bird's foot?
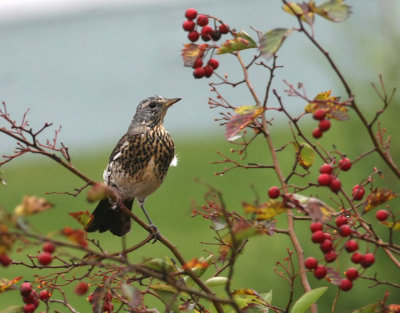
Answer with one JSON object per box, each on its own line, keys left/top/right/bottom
{"left": 149, "top": 224, "right": 161, "bottom": 243}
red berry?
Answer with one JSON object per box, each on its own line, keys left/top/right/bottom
{"left": 201, "top": 34, "right": 211, "bottom": 42}
{"left": 20, "top": 282, "right": 33, "bottom": 297}
{"left": 361, "top": 253, "right": 375, "bottom": 268}
{"left": 320, "top": 239, "right": 334, "bottom": 253}
{"left": 330, "top": 178, "right": 342, "bottom": 193}
{"left": 203, "top": 66, "right": 214, "bottom": 78}
{"left": 0, "top": 254, "right": 11, "bottom": 267}
{"left": 268, "top": 186, "right": 280, "bottom": 199}
{"left": 319, "top": 163, "right": 333, "bottom": 174}
{"left": 339, "top": 279, "right": 353, "bottom": 291}
{"left": 87, "top": 293, "right": 94, "bottom": 304}
{"left": 193, "top": 67, "right": 206, "bottom": 79}
{"left": 196, "top": 15, "right": 209, "bottom": 26}
{"left": 324, "top": 232, "right": 332, "bottom": 240}
{"left": 339, "top": 224, "right": 352, "bottom": 237}
{"left": 192, "top": 58, "right": 203, "bottom": 69}
{"left": 351, "top": 252, "right": 363, "bottom": 264}
{"left": 305, "top": 257, "right": 318, "bottom": 269}
{"left": 345, "top": 267, "right": 359, "bottom": 281}
{"left": 103, "top": 301, "right": 114, "bottom": 312}
{"left": 23, "top": 290, "right": 37, "bottom": 304}
{"left": 311, "top": 230, "right": 325, "bottom": 243}
{"left": 211, "top": 30, "right": 221, "bottom": 41}
{"left": 23, "top": 303, "right": 36, "bottom": 313}
{"left": 335, "top": 215, "right": 348, "bottom": 227}
{"left": 43, "top": 242, "right": 55, "bottom": 254}
{"left": 314, "top": 265, "right": 327, "bottom": 279}
{"left": 313, "top": 109, "right": 326, "bottom": 120}
{"left": 219, "top": 23, "right": 229, "bottom": 34}
{"left": 207, "top": 58, "right": 219, "bottom": 70}
{"left": 188, "top": 31, "right": 200, "bottom": 42}
{"left": 376, "top": 209, "right": 389, "bottom": 221}
{"left": 318, "top": 173, "right": 332, "bottom": 186}
{"left": 185, "top": 8, "right": 197, "bottom": 20}
{"left": 345, "top": 239, "right": 359, "bottom": 252}
{"left": 38, "top": 252, "right": 53, "bottom": 266}
{"left": 312, "top": 128, "right": 323, "bottom": 139}
{"left": 352, "top": 185, "right": 365, "bottom": 201}
{"left": 339, "top": 157, "right": 352, "bottom": 171}
{"left": 39, "top": 290, "right": 51, "bottom": 302}
{"left": 318, "top": 119, "right": 331, "bottom": 132}
{"left": 324, "top": 250, "right": 337, "bottom": 263}
{"left": 182, "top": 20, "right": 195, "bottom": 32}
{"left": 75, "top": 282, "right": 89, "bottom": 296}
{"left": 201, "top": 25, "right": 213, "bottom": 37}
{"left": 310, "top": 221, "right": 323, "bottom": 233}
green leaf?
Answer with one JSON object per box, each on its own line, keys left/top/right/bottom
{"left": 217, "top": 31, "right": 257, "bottom": 54}
{"left": 314, "top": 0, "right": 351, "bottom": 22}
{"left": 204, "top": 277, "right": 228, "bottom": 287}
{"left": 121, "top": 283, "right": 141, "bottom": 308}
{"left": 290, "top": 287, "right": 328, "bottom": 313}
{"left": 0, "top": 306, "right": 24, "bottom": 313}
{"left": 149, "top": 283, "right": 181, "bottom": 313}
{"left": 351, "top": 303, "right": 379, "bottom": 313}
{"left": 260, "top": 290, "right": 272, "bottom": 304}
{"left": 259, "top": 28, "right": 292, "bottom": 59}
{"left": 293, "top": 142, "right": 315, "bottom": 169}
{"left": 143, "top": 257, "right": 176, "bottom": 273}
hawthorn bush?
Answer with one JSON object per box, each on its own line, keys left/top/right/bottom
{"left": 1, "top": 1, "right": 399, "bottom": 313}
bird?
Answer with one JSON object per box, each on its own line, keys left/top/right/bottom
{"left": 86, "top": 96, "right": 181, "bottom": 236}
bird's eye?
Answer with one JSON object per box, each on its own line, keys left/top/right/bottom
{"left": 149, "top": 102, "right": 156, "bottom": 109}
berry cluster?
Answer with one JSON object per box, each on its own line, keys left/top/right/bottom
{"left": 37, "top": 241, "right": 56, "bottom": 266}
{"left": 312, "top": 109, "right": 331, "bottom": 139}
{"left": 306, "top": 217, "right": 376, "bottom": 291}
{"left": 182, "top": 8, "right": 229, "bottom": 79}
{"left": 88, "top": 290, "right": 114, "bottom": 313}
{"left": 316, "top": 157, "right": 352, "bottom": 193}
{"left": 19, "top": 282, "right": 51, "bottom": 313}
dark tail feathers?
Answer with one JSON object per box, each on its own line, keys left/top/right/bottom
{"left": 86, "top": 198, "right": 134, "bottom": 236}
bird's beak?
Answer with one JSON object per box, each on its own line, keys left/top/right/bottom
{"left": 164, "top": 98, "right": 182, "bottom": 108}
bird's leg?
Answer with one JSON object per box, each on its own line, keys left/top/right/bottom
{"left": 139, "top": 202, "right": 160, "bottom": 243}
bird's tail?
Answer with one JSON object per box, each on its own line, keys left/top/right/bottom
{"left": 86, "top": 198, "right": 134, "bottom": 236}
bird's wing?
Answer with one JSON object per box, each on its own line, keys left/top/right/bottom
{"left": 103, "top": 133, "right": 154, "bottom": 184}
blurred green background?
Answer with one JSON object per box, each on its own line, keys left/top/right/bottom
{"left": 1, "top": 0, "right": 400, "bottom": 312}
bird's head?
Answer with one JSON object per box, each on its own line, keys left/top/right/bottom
{"left": 130, "top": 96, "right": 181, "bottom": 131}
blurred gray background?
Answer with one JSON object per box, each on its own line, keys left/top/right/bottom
{"left": 0, "top": 0, "right": 399, "bottom": 151}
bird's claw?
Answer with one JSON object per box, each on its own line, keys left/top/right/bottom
{"left": 149, "top": 224, "right": 160, "bottom": 243}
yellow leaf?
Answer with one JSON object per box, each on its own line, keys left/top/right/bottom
{"left": 305, "top": 90, "right": 349, "bottom": 121}
{"left": 14, "top": 196, "right": 53, "bottom": 217}
{"left": 86, "top": 183, "right": 111, "bottom": 203}
{"left": 292, "top": 194, "right": 335, "bottom": 223}
{"left": 380, "top": 222, "right": 400, "bottom": 231}
{"left": 0, "top": 277, "right": 22, "bottom": 294}
{"left": 293, "top": 142, "right": 315, "bottom": 169}
{"left": 69, "top": 210, "right": 92, "bottom": 228}
{"left": 363, "top": 188, "right": 397, "bottom": 212}
{"left": 283, "top": 2, "right": 315, "bottom": 26}
{"left": 181, "top": 43, "right": 208, "bottom": 67}
{"left": 243, "top": 200, "right": 287, "bottom": 220}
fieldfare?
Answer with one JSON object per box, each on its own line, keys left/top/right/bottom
{"left": 86, "top": 96, "right": 181, "bottom": 236}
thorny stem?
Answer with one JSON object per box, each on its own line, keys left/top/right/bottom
{"left": 236, "top": 52, "right": 315, "bottom": 312}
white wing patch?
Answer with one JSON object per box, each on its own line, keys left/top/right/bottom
{"left": 170, "top": 154, "right": 178, "bottom": 167}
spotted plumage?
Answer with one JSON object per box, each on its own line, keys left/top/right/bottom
{"left": 86, "top": 96, "right": 181, "bottom": 236}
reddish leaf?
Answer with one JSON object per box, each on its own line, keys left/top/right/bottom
{"left": 61, "top": 227, "right": 88, "bottom": 247}
{"left": 69, "top": 210, "right": 92, "bottom": 228}
{"left": 225, "top": 106, "right": 264, "bottom": 141}
{"left": 181, "top": 43, "right": 208, "bottom": 67}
